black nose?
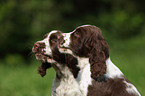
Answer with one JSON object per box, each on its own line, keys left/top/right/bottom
{"left": 32, "top": 42, "right": 45, "bottom": 53}
{"left": 34, "top": 43, "right": 39, "bottom": 49}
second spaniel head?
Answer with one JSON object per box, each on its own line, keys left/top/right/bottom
{"left": 32, "top": 30, "right": 80, "bottom": 78}
{"left": 60, "top": 25, "right": 109, "bottom": 80}
{"left": 32, "top": 30, "right": 62, "bottom": 77}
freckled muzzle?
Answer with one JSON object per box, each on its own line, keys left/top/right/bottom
{"left": 59, "top": 33, "right": 71, "bottom": 49}
{"left": 32, "top": 42, "right": 45, "bottom": 53}
{"left": 32, "top": 42, "right": 52, "bottom": 63}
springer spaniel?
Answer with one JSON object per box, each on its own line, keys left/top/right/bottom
{"left": 32, "top": 25, "right": 141, "bottom": 96}
{"left": 58, "top": 25, "right": 141, "bottom": 96}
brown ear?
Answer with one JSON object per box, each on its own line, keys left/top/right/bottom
{"left": 89, "top": 39, "right": 109, "bottom": 81}
{"left": 38, "top": 62, "right": 51, "bottom": 77}
{"left": 89, "top": 51, "right": 106, "bottom": 81}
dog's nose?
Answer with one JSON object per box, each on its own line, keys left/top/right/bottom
{"left": 32, "top": 42, "right": 45, "bottom": 53}
{"left": 34, "top": 43, "right": 39, "bottom": 49}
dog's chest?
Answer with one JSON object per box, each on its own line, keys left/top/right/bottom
{"left": 51, "top": 59, "right": 92, "bottom": 96}
{"left": 51, "top": 75, "right": 82, "bottom": 96}
{"left": 51, "top": 65, "right": 82, "bottom": 96}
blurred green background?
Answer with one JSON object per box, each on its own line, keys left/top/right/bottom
{"left": 0, "top": 0, "right": 145, "bottom": 96}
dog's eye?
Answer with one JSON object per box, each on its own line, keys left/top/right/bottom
{"left": 51, "top": 39, "right": 57, "bottom": 43}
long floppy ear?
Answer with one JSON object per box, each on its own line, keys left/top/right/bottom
{"left": 38, "top": 62, "right": 51, "bottom": 77}
{"left": 88, "top": 33, "right": 109, "bottom": 81}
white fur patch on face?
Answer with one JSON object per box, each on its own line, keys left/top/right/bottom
{"left": 105, "top": 57, "right": 124, "bottom": 78}
{"left": 124, "top": 81, "right": 141, "bottom": 96}
{"left": 35, "top": 30, "right": 58, "bottom": 63}
{"left": 59, "top": 48, "right": 73, "bottom": 55}
{"left": 43, "top": 30, "right": 58, "bottom": 56}
{"left": 60, "top": 33, "right": 71, "bottom": 48}
{"left": 40, "top": 37, "right": 51, "bottom": 55}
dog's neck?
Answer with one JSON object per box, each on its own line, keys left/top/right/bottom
{"left": 105, "top": 57, "right": 124, "bottom": 78}
{"left": 75, "top": 57, "right": 92, "bottom": 95}
{"left": 51, "top": 62, "right": 83, "bottom": 96}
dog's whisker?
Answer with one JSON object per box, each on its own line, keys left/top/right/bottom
{"left": 28, "top": 51, "right": 34, "bottom": 57}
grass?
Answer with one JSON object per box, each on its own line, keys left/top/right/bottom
{"left": 0, "top": 62, "right": 55, "bottom": 96}
{"left": 0, "top": 48, "right": 145, "bottom": 96}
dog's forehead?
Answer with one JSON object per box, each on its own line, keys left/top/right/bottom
{"left": 43, "top": 30, "right": 59, "bottom": 39}
{"left": 39, "top": 30, "right": 59, "bottom": 45}
{"left": 43, "top": 30, "right": 60, "bottom": 39}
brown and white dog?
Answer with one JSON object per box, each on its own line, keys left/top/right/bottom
{"left": 32, "top": 25, "right": 141, "bottom": 96}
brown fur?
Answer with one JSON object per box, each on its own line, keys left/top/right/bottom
{"left": 38, "top": 62, "right": 51, "bottom": 77}
{"left": 88, "top": 78, "right": 136, "bottom": 96}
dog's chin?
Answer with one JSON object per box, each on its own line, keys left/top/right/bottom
{"left": 35, "top": 53, "right": 54, "bottom": 77}
{"left": 35, "top": 53, "right": 53, "bottom": 63}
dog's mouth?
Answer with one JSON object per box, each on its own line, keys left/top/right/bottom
{"left": 32, "top": 47, "right": 54, "bottom": 77}
{"left": 34, "top": 52, "right": 53, "bottom": 63}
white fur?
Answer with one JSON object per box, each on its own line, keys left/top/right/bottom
{"left": 59, "top": 48, "right": 73, "bottom": 55}
{"left": 124, "top": 81, "right": 141, "bottom": 96}
{"left": 46, "top": 57, "right": 56, "bottom": 63}
{"left": 61, "top": 33, "right": 71, "bottom": 48}
{"left": 76, "top": 57, "right": 92, "bottom": 96}
{"left": 105, "top": 57, "right": 124, "bottom": 78}
{"left": 51, "top": 65, "right": 82, "bottom": 96}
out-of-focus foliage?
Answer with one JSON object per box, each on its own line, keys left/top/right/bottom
{"left": 0, "top": 0, "right": 145, "bottom": 61}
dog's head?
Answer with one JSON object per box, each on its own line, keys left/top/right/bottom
{"left": 59, "top": 25, "right": 109, "bottom": 80}
{"left": 32, "top": 30, "right": 62, "bottom": 77}
{"left": 32, "top": 30, "right": 63, "bottom": 62}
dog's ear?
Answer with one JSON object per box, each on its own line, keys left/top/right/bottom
{"left": 38, "top": 62, "right": 51, "bottom": 77}
{"left": 89, "top": 50, "right": 106, "bottom": 81}
{"left": 88, "top": 31, "right": 109, "bottom": 81}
